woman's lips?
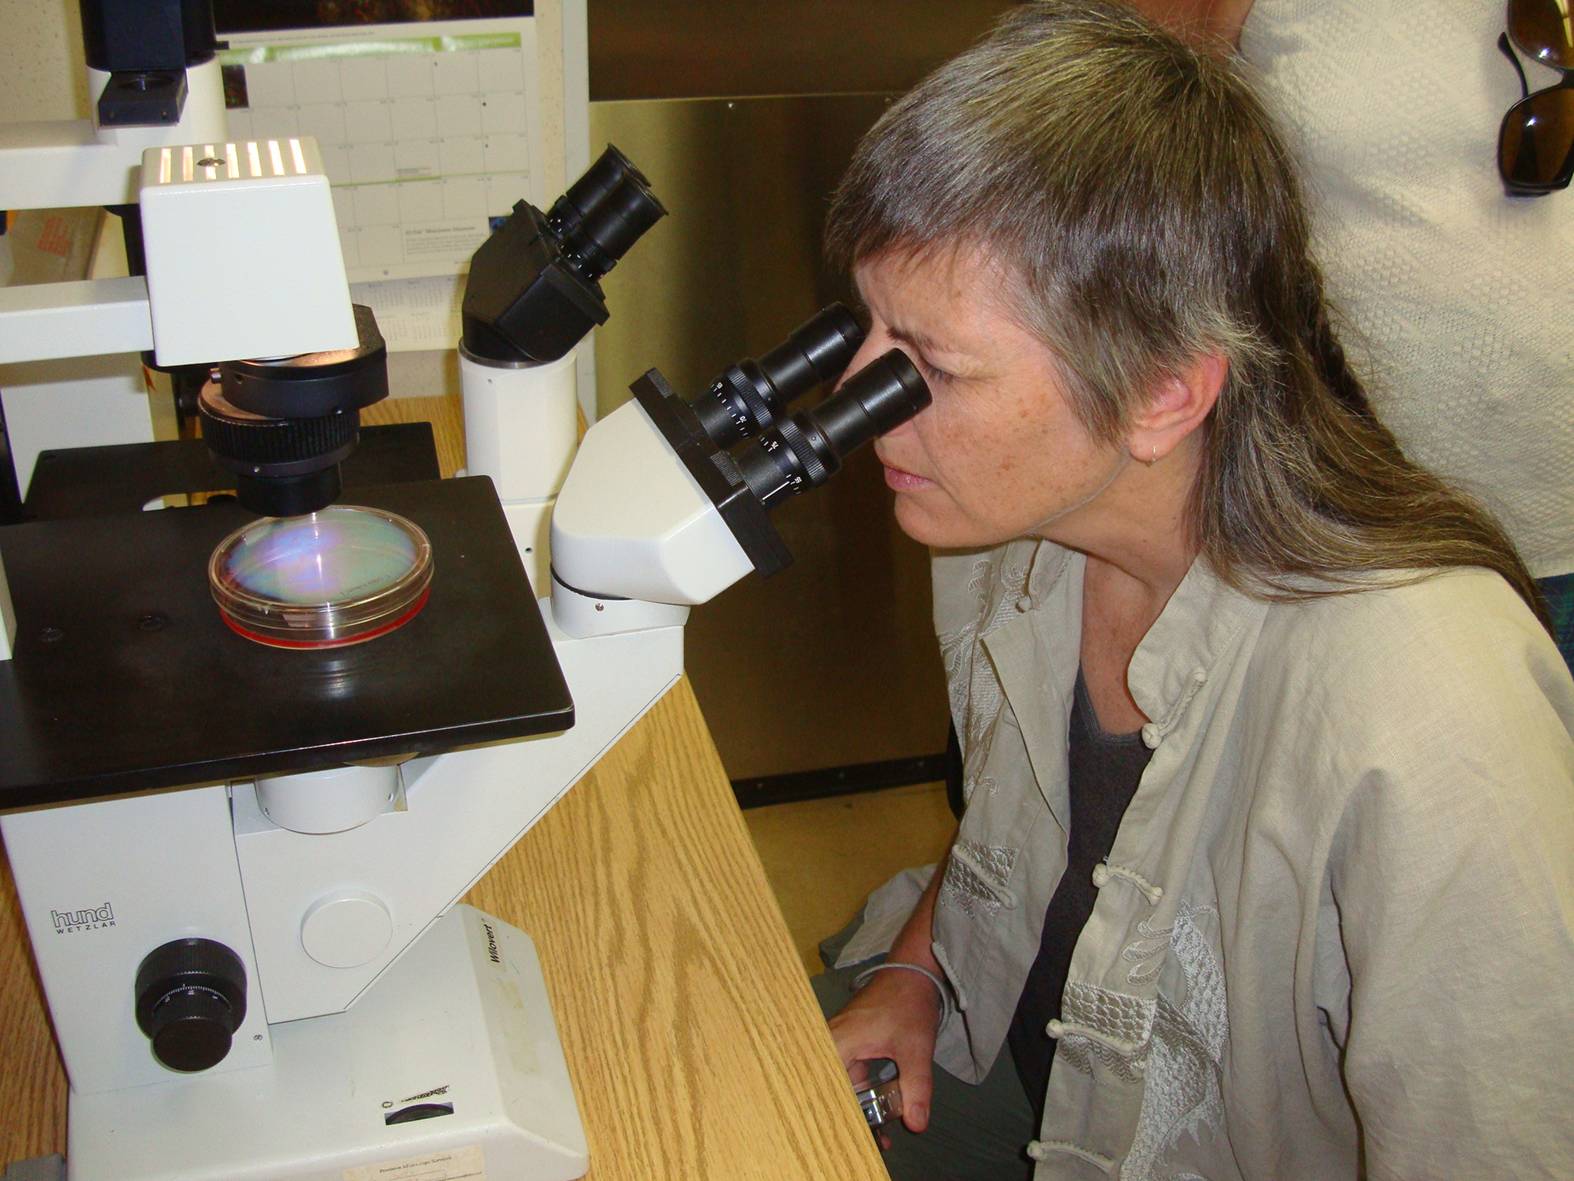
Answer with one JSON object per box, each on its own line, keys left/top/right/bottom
{"left": 882, "top": 463, "right": 932, "bottom": 491}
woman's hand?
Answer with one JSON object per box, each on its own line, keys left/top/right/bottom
{"left": 829, "top": 964, "right": 943, "bottom": 1136}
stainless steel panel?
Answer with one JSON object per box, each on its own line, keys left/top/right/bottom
{"left": 590, "top": 94, "right": 949, "bottom": 781}
{"left": 589, "top": 0, "right": 1018, "bottom": 99}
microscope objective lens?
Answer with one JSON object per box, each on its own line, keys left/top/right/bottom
{"left": 208, "top": 506, "right": 433, "bottom": 649}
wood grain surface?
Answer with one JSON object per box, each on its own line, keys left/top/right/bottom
{"left": 0, "top": 680, "right": 888, "bottom": 1178}
{"left": 468, "top": 680, "right": 888, "bottom": 1179}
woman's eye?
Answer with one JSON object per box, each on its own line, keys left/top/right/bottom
{"left": 918, "top": 356, "right": 953, "bottom": 385}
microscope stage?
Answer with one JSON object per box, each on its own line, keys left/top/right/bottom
{"left": 0, "top": 477, "right": 573, "bottom": 808}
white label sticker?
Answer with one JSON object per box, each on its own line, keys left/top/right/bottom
{"left": 343, "top": 1144, "right": 486, "bottom": 1181}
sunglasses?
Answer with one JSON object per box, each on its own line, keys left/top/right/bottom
{"left": 1497, "top": 0, "right": 1574, "bottom": 194}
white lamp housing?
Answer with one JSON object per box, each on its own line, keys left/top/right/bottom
{"left": 138, "top": 137, "right": 357, "bottom": 366}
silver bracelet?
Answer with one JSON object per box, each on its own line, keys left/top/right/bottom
{"left": 851, "top": 961, "right": 954, "bottom": 1033}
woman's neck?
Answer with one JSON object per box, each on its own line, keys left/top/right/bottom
{"left": 1050, "top": 434, "right": 1203, "bottom": 607}
{"left": 1062, "top": 437, "right": 1204, "bottom": 731}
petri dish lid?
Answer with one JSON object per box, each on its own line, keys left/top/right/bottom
{"left": 208, "top": 505, "right": 433, "bottom": 649}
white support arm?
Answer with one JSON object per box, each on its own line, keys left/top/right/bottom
{"left": 0, "top": 60, "right": 227, "bottom": 212}
{"left": 0, "top": 276, "right": 153, "bottom": 363}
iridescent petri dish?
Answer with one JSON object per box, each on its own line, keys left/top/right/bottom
{"left": 208, "top": 505, "right": 433, "bottom": 649}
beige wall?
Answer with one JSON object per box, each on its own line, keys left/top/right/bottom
{"left": 0, "top": 0, "right": 88, "bottom": 122}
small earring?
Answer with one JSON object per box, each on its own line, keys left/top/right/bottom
{"left": 1141, "top": 444, "right": 1158, "bottom": 467}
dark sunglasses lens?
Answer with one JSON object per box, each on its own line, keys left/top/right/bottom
{"left": 1508, "top": 0, "right": 1574, "bottom": 68}
{"left": 1500, "top": 87, "right": 1574, "bottom": 188}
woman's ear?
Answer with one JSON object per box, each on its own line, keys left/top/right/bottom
{"left": 1126, "top": 352, "right": 1226, "bottom": 464}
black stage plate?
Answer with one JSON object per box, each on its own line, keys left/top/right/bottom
{"left": 22, "top": 423, "right": 441, "bottom": 521}
{"left": 0, "top": 477, "right": 572, "bottom": 809}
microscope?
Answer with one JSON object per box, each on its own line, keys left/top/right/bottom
{"left": 0, "top": 25, "right": 928, "bottom": 1175}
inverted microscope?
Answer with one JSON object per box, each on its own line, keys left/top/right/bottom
{"left": 0, "top": 9, "right": 928, "bottom": 1177}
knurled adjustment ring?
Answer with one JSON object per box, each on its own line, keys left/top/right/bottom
{"left": 722, "top": 368, "right": 774, "bottom": 435}
{"left": 198, "top": 385, "right": 358, "bottom": 467}
{"left": 772, "top": 416, "right": 826, "bottom": 487}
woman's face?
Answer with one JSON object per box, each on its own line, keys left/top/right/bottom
{"left": 847, "top": 248, "right": 1130, "bottom": 551}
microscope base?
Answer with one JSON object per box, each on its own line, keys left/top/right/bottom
{"left": 65, "top": 905, "right": 588, "bottom": 1181}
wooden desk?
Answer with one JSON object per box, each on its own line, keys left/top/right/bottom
{"left": 0, "top": 679, "right": 889, "bottom": 1179}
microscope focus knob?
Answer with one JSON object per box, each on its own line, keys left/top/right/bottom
{"left": 134, "top": 938, "right": 248, "bottom": 1073}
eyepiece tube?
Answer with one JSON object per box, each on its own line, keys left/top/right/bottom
{"left": 549, "top": 144, "right": 665, "bottom": 281}
{"left": 755, "top": 303, "right": 863, "bottom": 404}
{"left": 688, "top": 303, "right": 866, "bottom": 449}
{"left": 547, "top": 144, "right": 651, "bottom": 236}
{"left": 811, "top": 347, "right": 930, "bottom": 445}
{"left": 574, "top": 177, "right": 666, "bottom": 272}
{"left": 734, "top": 348, "right": 930, "bottom": 509}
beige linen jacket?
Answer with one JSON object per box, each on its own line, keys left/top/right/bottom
{"left": 851, "top": 540, "right": 1574, "bottom": 1179}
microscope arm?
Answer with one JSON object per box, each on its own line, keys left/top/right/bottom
{"left": 0, "top": 276, "right": 153, "bottom": 364}
{"left": 0, "top": 60, "right": 227, "bottom": 212}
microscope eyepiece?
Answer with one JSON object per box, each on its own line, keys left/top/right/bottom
{"left": 620, "top": 337, "right": 928, "bottom": 589}
{"left": 688, "top": 303, "right": 865, "bottom": 449}
{"left": 462, "top": 145, "right": 665, "bottom": 364}
{"left": 548, "top": 145, "right": 666, "bottom": 283}
{"left": 547, "top": 145, "right": 653, "bottom": 237}
{"left": 734, "top": 348, "right": 930, "bottom": 509}
{"left": 756, "top": 303, "right": 863, "bottom": 401}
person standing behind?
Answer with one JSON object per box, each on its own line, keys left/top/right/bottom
{"left": 1131, "top": 0, "right": 1574, "bottom": 667}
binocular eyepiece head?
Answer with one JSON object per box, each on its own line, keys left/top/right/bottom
{"left": 672, "top": 303, "right": 931, "bottom": 511}
{"left": 547, "top": 145, "right": 666, "bottom": 284}
{"left": 687, "top": 303, "right": 864, "bottom": 449}
{"left": 624, "top": 305, "right": 932, "bottom": 588}
{"left": 733, "top": 348, "right": 930, "bottom": 509}
{"left": 461, "top": 144, "right": 666, "bottom": 365}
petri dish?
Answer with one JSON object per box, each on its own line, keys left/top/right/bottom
{"left": 208, "top": 505, "right": 433, "bottom": 649}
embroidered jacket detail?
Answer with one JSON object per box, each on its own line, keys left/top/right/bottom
{"left": 940, "top": 838, "right": 1018, "bottom": 919}
{"left": 1063, "top": 981, "right": 1156, "bottom": 1050}
{"left": 1054, "top": 981, "right": 1158, "bottom": 1084}
{"left": 1121, "top": 916, "right": 1174, "bottom": 986}
{"left": 1031, "top": 1139, "right": 1117, "bottom": 1172}
{"left": 954, "top": 838, "right": 1018, "bottom": 885}
{"left": 966, "top": 774, "right": 999, "bottom": 799}
{"left": 1122, "top": 906, "right": 1229, "bottom": 1181}
{"left": 1058, "top": 1028, "right": 1148, "bottom": 1084}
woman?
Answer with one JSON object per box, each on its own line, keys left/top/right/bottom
{"left": 816, "top": 4, "right": 1574, "bottom": 1179}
